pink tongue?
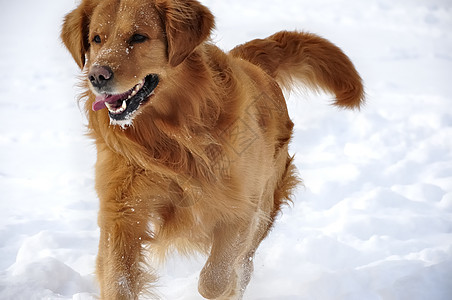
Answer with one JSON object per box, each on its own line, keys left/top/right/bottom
{"left": 92, "top": 95, "right": 108, "bottom": 111}
{"left": 92, "top": 94, "right": 126, "bottom": 111}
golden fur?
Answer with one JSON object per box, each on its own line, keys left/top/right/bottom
{"left": 61, "top": 0, "right": 364, "bottom": 299}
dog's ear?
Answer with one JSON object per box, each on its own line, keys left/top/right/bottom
{"left": 61, "top": 0, "right": 97, "bottom": 69}
{"left": 156, "top": 0, "right": 215, "bottom": 67}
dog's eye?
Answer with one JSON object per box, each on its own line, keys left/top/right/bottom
{"left": 93, "top": 35, "right": 102, "bottom": 44}
{"left": 130, "top": 34, "right": 148, "bottom": 45}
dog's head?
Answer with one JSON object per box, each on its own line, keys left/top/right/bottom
{"left": 61, "top": 0, "right": 214, "bottom": 126}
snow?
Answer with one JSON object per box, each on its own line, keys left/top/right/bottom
{"left": 1, "top": 0, "right": 451, "bottom": 299}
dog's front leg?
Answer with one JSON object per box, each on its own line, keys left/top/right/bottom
{"left": 96, "top": 202, "right": 154, "bottom": 300}
{"left": 198, "top": 221, "right": 253, "bottom": 299}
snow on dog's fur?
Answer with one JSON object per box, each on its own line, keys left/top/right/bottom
{"left": 61, "top": 0, "right": 364, "bottom": 298}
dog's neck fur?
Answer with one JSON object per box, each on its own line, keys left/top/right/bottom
{"left": 84, "top": 45, "right": 237, "bottom": 180}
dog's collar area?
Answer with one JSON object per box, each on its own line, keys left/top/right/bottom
{"left": 92, "top": 74, "right": 159, "bottom": 121}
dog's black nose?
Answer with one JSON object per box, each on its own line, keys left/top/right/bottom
{"left": 88, "top": 66, "right": 113, "bottom": 89}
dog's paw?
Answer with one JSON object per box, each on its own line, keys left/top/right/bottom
{"left": 198, "top": 262, "right": 234, "bottom": 299}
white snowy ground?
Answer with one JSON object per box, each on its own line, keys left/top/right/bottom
{"left": 1, "top": 0, "right": 451, "bottom": 299}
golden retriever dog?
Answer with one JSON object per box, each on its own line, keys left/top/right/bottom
{"left": 61, "top": 0, "right": 364, "bottom": 298}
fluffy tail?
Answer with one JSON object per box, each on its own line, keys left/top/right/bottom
{"left": 230, "top": 31, "right": 365, "bottom": 109}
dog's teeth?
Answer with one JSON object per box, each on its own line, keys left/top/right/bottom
{"left": 103, "top": 77, "right": 149, "bottom": 115}
{"left": 105, "top": 100, "right": 127, "bottom": 114}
